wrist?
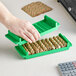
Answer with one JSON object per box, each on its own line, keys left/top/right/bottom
{"left": 3, "top": 14, "right": 16, "bottom": 28}
{"left": 4, "top": 14, "right": 16, "bottom": 25}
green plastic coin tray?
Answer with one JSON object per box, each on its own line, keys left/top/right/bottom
{"left": 5, "top": 15, "right": 72, "bottom": 59}
{"left": 5, "top": 15, "right": 60, "bottom": 45}
{"left": 15, "top": 33, "right": 72, "bottom": 59}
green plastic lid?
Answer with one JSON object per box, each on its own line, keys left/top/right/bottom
{"left": 5, "top": 15, "right": 60, "bottom": 45}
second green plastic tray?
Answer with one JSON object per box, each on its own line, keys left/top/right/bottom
{"left": 5, "top": 15, "right": 60, "bottom": 45}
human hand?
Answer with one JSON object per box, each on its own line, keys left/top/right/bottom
{"left": 6, "top": 16, "right": 40, "bottom": 43}
{"left": 0, "top": 1, "right": 40, "bottom": 43}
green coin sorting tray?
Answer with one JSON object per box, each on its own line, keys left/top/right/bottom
{"left": 5, "top": 15, "right": 72, "bottom": 59}
{"left": 15, "top": 33, "right": 72, "bottom": 59}
{"left": 5, "top": 15, "right": 60, "bottom": 45}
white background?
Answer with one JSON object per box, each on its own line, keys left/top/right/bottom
{"left": 0, "top": 0, "right": 76, "bottom": 76}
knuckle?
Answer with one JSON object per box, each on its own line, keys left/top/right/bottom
{"left": 19, "top": 30, "right": 22, "bottom": 34}
{"left": 33, "top": 32, "right": 37, "bottom": 36}
{"left": 28, "top": 33, "right": 33, "bottom": 37}
{"left": 31, "top": 29, "right": 35, "bottom": 33}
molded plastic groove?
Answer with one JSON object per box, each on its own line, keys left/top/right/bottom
{"left": 34, "top": 24, "right": 45, "bottom": 32}
{"left": 41, "top": 21, "right": 52, "bottom": 29}
{"left": 37, "top": 22, "right": 49, "bottom": 30}
{"left": 36, "top": 23, "right": 48, "bottom": 31}
{"left": 33, "top": 24, "right": 42, "bottom": 33}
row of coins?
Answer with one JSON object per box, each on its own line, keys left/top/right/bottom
{"left": 23, "top": 36, "right": 67, "bottom": 55}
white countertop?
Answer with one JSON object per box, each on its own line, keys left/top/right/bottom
{"left": 0, "top": 0, "right": 76, "bottom": 76}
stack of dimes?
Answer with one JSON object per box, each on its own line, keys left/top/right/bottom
{"left": 23, "top": 35, "right": 67, "bottom": 55}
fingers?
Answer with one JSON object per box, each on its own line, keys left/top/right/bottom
{"left": 24, "top": 30, "right": 36, "bottom": 42}
{"left": 19, "top": 29, "right": 36, "bottom": 43}
{"left": 28, "top": 26, "right": 40, "bottom": 41}
{"left": 32, "top": 26, "right": 40, "bottom": 38}
{"left": 20, "top": 32, "right": 32, "bottom": 43}
{"left": 28, "top": 29, "right": 38, "bottom": 41}
{"left": 18, "top": 21, "right": 40, "bottom": 43}
{"left": 24, "top": 21, "right": 40, "bottom": 39}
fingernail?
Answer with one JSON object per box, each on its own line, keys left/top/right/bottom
{"left": 36, "top": 37, "right": 38, "bottom": 40}
{"left": 29, "top": 41, "right": 32, "bottom": 43}
{"left": 33, "top": 40, "right": 36, "bottom": 43}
